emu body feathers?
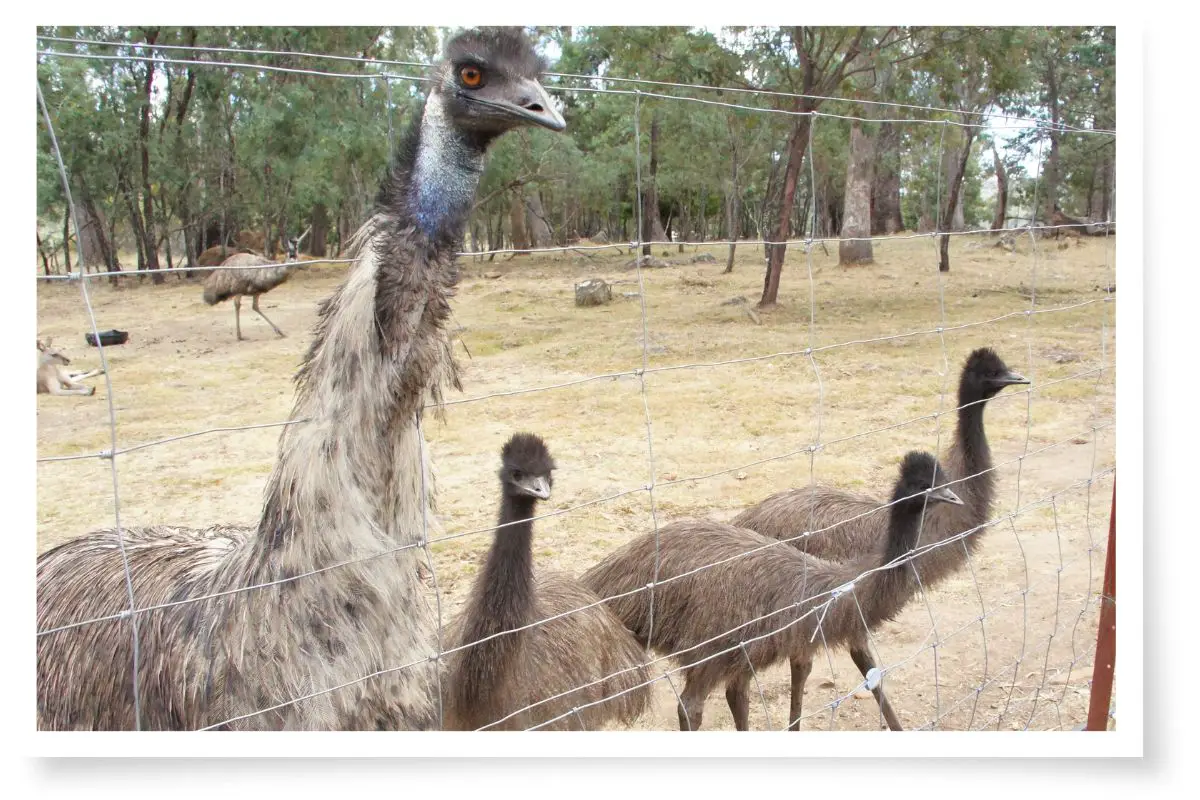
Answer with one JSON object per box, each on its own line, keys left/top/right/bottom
{"left": 37, "top": 27, "right": 562, "bottom": 731}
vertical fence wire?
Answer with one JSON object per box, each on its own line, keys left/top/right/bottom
{"left": 36, "top": 80, "right": 143, "bottom": 730}
{"left": 631, "top": 91, "right": 665, "bottom": 662}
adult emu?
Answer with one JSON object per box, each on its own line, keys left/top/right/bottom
{"left": 443, "top": 433, "right": 650, "bottom": 730}
{"left": 36, "top": 28, "right": 565, "bottom": 731}
{"left": 728, "top": 347, "right": 1028, "bottom": 730}
{"left": 202, "top": 228, "right": 311, "bottom": 340}
{"left": 581, "top": 452, "right": 963, "bottom": 731}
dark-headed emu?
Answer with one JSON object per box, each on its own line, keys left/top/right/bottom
{"left": 36, "top": 27, "right": 565, "bottom": 731}
{"left": 444, "top": 433, "right": 650, "bottom": 730}
{"left": 581, "top": 452, "right": 963, "bottom": 731}
{"left": 727, "top": 347, "right": 1028, "bottom": 730}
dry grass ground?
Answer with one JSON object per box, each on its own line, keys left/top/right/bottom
{"left": 36, "top": 231, "right": 1116, "bottom": 731}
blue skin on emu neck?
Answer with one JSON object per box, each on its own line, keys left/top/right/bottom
{"left": 410, "top": 100, "right": 486, "bottom": 239}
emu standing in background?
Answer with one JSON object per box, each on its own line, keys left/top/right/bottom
{"left": 202, "top": 227, "right": 310, "bottom": 340}
{"left": 37, "top": 28, "right": 565, "bottom": 731}
{"left": 728, "top": 347, "right": 1028, "bottom": 730}
{"left": 444, "top": 433, "right": 650, "bottom": 731}
{"left": 582, "top": 452, "right": 963, "bottom": 731}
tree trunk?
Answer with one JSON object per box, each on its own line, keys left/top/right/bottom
{"left": 839, "top": 121, "right": 877, "bottom": 266}
{"left": 38, "top": 233, "right": 51, "bottom": 276}
{"left": 509, "top": 191, "right": 530, "bottom": 252}
{"left": 761, "top": 113, "right": 814, "bottom": 307}
{"left": 641, "top": 111, "right": 664, "bottom": 256}
{"left": 938, "top": 130, "right": 977, "bottom": 272}
{"left": 525, "top": 192, "right": 553, "bottom": 249}
{"left": 940, "top": 143, "right": 966, "bottom": 232}
{"left": 1042, "top": 56, "right": 1061, "bottom": 224}
{"left": 724, "top": 150, "right": 740, "bottom": 273}
{"left": 871, "top": 122, "right": 903, "bottom": 235}
{"left": 139, "top": 28, "right": 163, "bottom": 283}
{"left": 991, "top": 141, "right": 1009, "bottom": 231}
{"left": 62, "top": 205, "right": 71, "bottom": 271}
{"left": 310, "top": 203, "right": 329, "bottom": 257}
{"left": 73, "top": 177, "right": 118, "bottom": 276}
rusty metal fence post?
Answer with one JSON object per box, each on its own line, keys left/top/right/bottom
{"left": 1086, "top": 478, "right": 1116, "bottom": 730}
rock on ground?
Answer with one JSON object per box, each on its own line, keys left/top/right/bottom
{"left": 575, "top": 278, "right": 613, "bottom": 307}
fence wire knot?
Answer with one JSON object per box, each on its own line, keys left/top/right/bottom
{"left": 831, "top": 581, "right": 855, "bottom": 599}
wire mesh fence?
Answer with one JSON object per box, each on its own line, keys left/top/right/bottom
{"left": 34, "top": 32, "right": 1116, "bottom": 733}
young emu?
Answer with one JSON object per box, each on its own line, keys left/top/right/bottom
{"left": 37, "top": 339, "right": 104, "bottom": 396}
{"left": 37, "top": 28, "right": 565, "bottom": 731}
{"left": 444, "top": 433, "right": 650, "bottom": 730}
{"left": 581, "top": 452, "right": 962, "bottom": 731}
{"left": 728, "top": 347, "right": 1028, "bottom": 730}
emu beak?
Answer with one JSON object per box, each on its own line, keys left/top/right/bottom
{"left": 997, "top": 370, "right": 1030, "bottom": 386}
{"left": 469, "top": 78, "right": 566, "bottom": 132}
{"left": 518, "top": 475, "right": 552, "bottom": 500}
{"left": 929, "top": 486, "right": 964, "bottom": 506}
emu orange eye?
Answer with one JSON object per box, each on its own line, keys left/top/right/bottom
{"left": 460, "top": 66, "right": 483, "bottom": 87}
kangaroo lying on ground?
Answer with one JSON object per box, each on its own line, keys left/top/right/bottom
{"left": 37, "top": 339, "right": 104, "bottom": 396}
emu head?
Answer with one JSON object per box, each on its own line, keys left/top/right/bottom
{"left": 960, "top": 347, "right": 1029, "bottom": 400}
{"left": 894, "top": 452, "right": 963, "bottom": 508}
{"left": 429, "top": 27, "right": 565, "bottom": 140}
{"left": 499, "top": 432, "right": 556, "bottom": 500}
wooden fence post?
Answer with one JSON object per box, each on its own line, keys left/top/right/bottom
{"left": 1086, "top": 478, "right": 1117, "bottom": 731}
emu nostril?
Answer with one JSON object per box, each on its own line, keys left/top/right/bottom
{"left": 523, "top": 101, "right": 545, "bottom": 112}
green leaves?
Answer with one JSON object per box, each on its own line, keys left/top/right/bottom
{"left": 35, "top": 26, "right": 1114, "bottom": 264}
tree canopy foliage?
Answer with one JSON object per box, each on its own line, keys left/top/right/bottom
{"left": 35, "top": 26, "right": 1115, "bottom": 300}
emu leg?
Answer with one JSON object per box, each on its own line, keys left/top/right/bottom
{"left": 849, "top": 645, "right": 903, "bottom": 731}
{"left": 252, "top": 295, "right": 286, "bottom": 338}
{"left": 724, "top": 671, "right": 751, "bottom": 731}
{"left": 677, "top": 670, "right": 712, "bottom": 731}
{"left": 234, "top": 296, "right": 244, "bottom": 341}
{"left": 787, "top": 657, "right": 813, "bottom": 731}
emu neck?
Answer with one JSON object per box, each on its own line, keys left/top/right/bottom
{"left": 477, "top": 494, "right": 538, "bottom": 627}
{"left": 955, "top": 384, "right": 991, "bottom": 477}
{"left": 446, "top": 491, "right": 538, "bottom": 727}
{"left": 852, "top": 502, "right": 929, "bottom": 626}
{"left": 883, "top": 502, "right": 929, "bottom": 565}
{"left": 252, "top": 98, "right": 481, "bottom": 574}
{"left": 410, "top": 99, "right": 487, "bottom": 240}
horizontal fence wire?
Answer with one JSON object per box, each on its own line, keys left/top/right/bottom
{"left": 37, "top": 420, "right": 1113, "bottom": 640}
{"left": 35, "top": 34, "right": 1115, "bottom": 732}
{"left": 33, "top": 224, "right": 1117, "bottom": 281}
{"left": 35, "top": 308, "right": 1108, "bottom": 465}
{"left": 35, "top": 46, "right": 1118, "bottom": 134}
{"left": 36, "top": 35, "right": 1114, "bottom": 134}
